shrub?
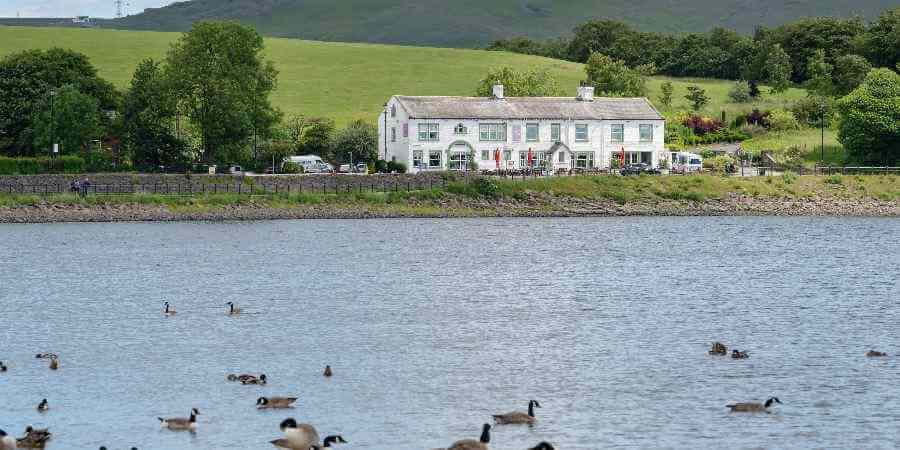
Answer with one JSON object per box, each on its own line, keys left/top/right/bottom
{"left": 16, "top": 158, "right": 44, "bottom": 174}
{"left": 84, "top": 152, "right": 115, "bottom": 172}
{"left": 682, "top": 115, "right": 724, "bottom": 135}
{"left": 471, "top": 177, "right": 500, "bottom": 198}
{"left": 791, "top": 96, "right": 836, "bottom": 127}
{"left": 782, "top": 171, "right": 798, "bottom": 184}
{"left": 374, "top": 159, "right": 389, "bottom": 173}
{"left": 704, "top": 155, "right": 736, "bottom": 172}
{"left": 0, "top": 157, "right": 18, "bottom": 174}
{"left": 60, "top": 155, "right": 86, "bottom": 173}
{"left": 739, "top": 123, "right": 767, "bottom": 137}
{"left": 767, "top": 109, "right": 801, "bottom": 132}
{"left": 386, "top": 160, "right": 407, "bottom": 173}
{"left": 776, "top": 145, "right": 804, "bottom": 166}
{"left": 281, "top": 161, "right": 302, "bottom": 174}
{"left": 824, "top": 175, "right": 843, "bottom": 185}
{"left": 747, "top": 109, "right": 770, "bottom": 127}
{"left": 728, "top": 81, "right": 752, "bottom": 103}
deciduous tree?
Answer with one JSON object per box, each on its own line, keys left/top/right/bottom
{"left": 475, "top": 66, "right": 563, "bottom": 97}
{"left": 837, "top": 68, "right": 900, "bottom": 163}
{"left": 584, "top": 53, "right": 649, "bottom": 97}
{"left": 122, "top": 59, "right": 188, "bottom": 169}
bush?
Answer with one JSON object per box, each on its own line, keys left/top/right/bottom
{"left": 84, "top": 152, "right": 115, "bottom": 172}
{"left": 471, "top": 177, "right": 500, "bottom": 198}
{"left": 739, "top": 123, "right": 767, "bottom": 137}
{"left": 374, "top": 159, "right": 389, "bottom": 173}
{"left": 0, "top": 156, "right": 87, "bottom": 175}
{"left": 728, "top": 81, "right": 752, "bottom": 103}
{"left": 824, "top": 175, "right": 843, "bottom": 185}
{"left": 386, "top": 160, "right": 407, "bottom": 173}
{"left": 747, "top": 109, "right": 770, "bottom": 127}
{"left": 767, "top": 109, "right": 801, "bottom": 132}
{"left": 682, "top": 115, "right": 724, "bottom": 135}
{"left": 60, "top": 155, "right": 86, "bottom": 173}
{"left": 281, "top": 161, "right": 303, "bottom": 174}
{"left": 782, "top": 171, "right": 798, "bottom": 184}
{"left": 791, "top": 96, "right": 836, "bottom": 127}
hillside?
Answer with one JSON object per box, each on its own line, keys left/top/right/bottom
{"left": 104, "top": 0, "right": 894, "bottom": 47}
{"left": 0, "top": 26, "right": 809, "bottom": 127}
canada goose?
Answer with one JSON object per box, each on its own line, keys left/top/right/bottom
{"left": 99, "top": 447, "right": 138, "bottom": 450}
{"left": 529, "top": 443, "right": 555, "bottom": 450}
{"left": 308, "top": 435, "right": 348, "bottom": 449}
{"left": 164, "top": 302, "right": 176, "bottom": 315}
{"left": 709, "top": 342, "right": 727, "bottom": 355}
{"left": 37, "top": 399, "right": 48, "bottom": 412}
{"left": 866, "top": 350, "right": 888, "bottom": 357}
{"left": 49, "top": 358, "right": 59, "bottom": 370}
{"left": 493, "top": 400, "right": 541, "bottom": 425}
{"left": 439, "top": 423, "right": 491, "bottom": 450}
{"left": 726, "top": 397, "right": 782, "bottom": 413}
{"left": 257, "top": 397, "right": 298, "bottom": 409}
{"left": 323, "top": 366, "right": 332, "bottom": 377}
{"left": 158, "top": 408, "right": 199, "bottom": 431}
{"left": 225, "top": 302, "right": 242, "bottom": 315}
{"left": 0, "top": 361, "right": 7, "bottom": 372}
{"left": 242, "top": 374, "right": 268, "bottom": 385}
{"left": 731, "top": 350, "right": 749, "bottom": 359}
{"left": 17, "top": 426, "right": 51, "bottom": 448}
{"left": 0, "top": 429, "right": 15, "bottom": 450}
{"left": 34, "top": 353, "right": 58, "bottom": 360}
{"left": 274, "top": 418, "right": 320, "bottom": 449}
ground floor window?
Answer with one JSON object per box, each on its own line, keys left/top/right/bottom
{"left": 481, "top": 150, "right": 491, "bottom": 161}
{"left": 575, "top": 152, "right": 594, "bottom": 169}
{"left": 626, "top": 152, "right": 652, "bottom": 164}
{"left": 558, "top": 152, "right": 566, "bottom": 163}
{"left": 519, "top": 151, "right": 546, "bottom": 167}
{"left": 449, "top": 151, "right": 469, "bottom": 170}
{"left": 503, "top": 150, "right": 511, "bottom": 161}
{"left": 429, "top": 151, "right": 442, "bottom": 168}
{"left": 413, "top": 150, "right": 424, "bottom": 168}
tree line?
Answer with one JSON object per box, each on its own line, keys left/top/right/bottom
{"left": 0, "top": 21, "right": 379, "bottom": 173}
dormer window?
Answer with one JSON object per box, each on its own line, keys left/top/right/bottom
{"left": 454, "top": 123, "right": 468, "bottom": 135}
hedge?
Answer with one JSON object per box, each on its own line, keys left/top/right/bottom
{"left": 0, "top": 156, "right": 85, "bottom": 175}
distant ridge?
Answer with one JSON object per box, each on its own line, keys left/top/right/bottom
{"left": 91, "top": 0, "right": 893, "bottom": 47}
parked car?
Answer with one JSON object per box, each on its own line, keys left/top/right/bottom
{"left": 284, "top": 155, "right": 333, "bottom": 174}
{"left": 620, "top": 163, "right": 660, "bottom": 176}
{"left": 355, "top": 163, "right": 368, "bottom": 173}
{"left": 338, "top": 164, "right": 352, "bottom": 173}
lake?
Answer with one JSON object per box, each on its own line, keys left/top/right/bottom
{"left": 1, "top": 217, "right": 899, "bottom": 449}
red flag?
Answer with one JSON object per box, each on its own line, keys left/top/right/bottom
{"left": 527, "top": 148, "right": 534, "bottom": 167}
{"left": 495, "top": 148, "right": 501, "bottom": 169}
{"left": 620, "top": 146, "right": 626, "bottom": 165}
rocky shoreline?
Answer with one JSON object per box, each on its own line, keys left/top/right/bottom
{"left": 1, "top": 193, "right": 897, "bottom": 223}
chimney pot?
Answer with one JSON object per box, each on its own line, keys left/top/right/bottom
{"left": 577, "top": 85, "right": 595, "bottom": 102}
{"left": 492, "top": 83, "right": 505, "bottom": 99}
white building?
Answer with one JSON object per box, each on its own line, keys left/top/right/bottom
{"left": 377, "top": 84, "right": 666, "bottom": 173}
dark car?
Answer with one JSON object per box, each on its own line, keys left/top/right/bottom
{"left": 620, "top": 163, "right": 660, "bottom": 176}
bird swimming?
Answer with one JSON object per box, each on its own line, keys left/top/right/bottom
{"left": 529, "top": 443, "right": 555, "bottom": 450}
{"left": 35, "top": 353, "right": 58, "bottom": 360}
{"left": 311, "top": 435, "right": 348, "bottom": 449}
{"left": 0, "top": 361, "right": 6, "bottom": 372}
{"left": 709, "top": 342, "right": 727, "bottom": 355}
{"left": 226, "top": 302, "right": 242, "bottom": 315}
{"left": 731, "top": 349, "right": 749, "bottom": 359}
{"left": 726, "top": 397, "right": 781, "bottom": 413}
{"left": 436, "top": 423, "right": 491, "bottom": 450}
{"left": 49, "top": 358, "right": 59, "bottom": 370}
{"left": 257, "top": 397, "right": 298, "bottom": 409}
{"left": 164, "top": 302, "right": 176, "bottom": 315}
{"left": 37, "top": 399, "right": 48, "bottom": 412}
{"left": 17, "top": 425, "right": 52, "bottom": 448}
{"left": 866, "top": 350, "right": 888, "bottom": 357}
{"left": 323, "top": 365, "right": 333, "bottom": 377}
{"left": 493, "top": 400, "right": 541, "bottom": 425}
{"left": 271, "top": 418, "right": 320, "bottom": 450}
{"left": 158, "top": 408, "right": 199, "bottom": 431}
{"left": 0, "top": 429, "right": 15, "bottom": 450}
{"left": 241, "top": 374, "right": 268, "bottom": 385}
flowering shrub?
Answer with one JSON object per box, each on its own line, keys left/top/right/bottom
{"left": 682, "top": 115, "right": 724, "bottom": 135}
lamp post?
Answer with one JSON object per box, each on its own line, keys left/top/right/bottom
{"left": 49, "top": 88, "right": 57, "bottom": 157}
{"left": 820, "top": 101, "right": 826, "bottom": 166}
{"left": 382, "top": 103, "right": 388, "bottom": 161}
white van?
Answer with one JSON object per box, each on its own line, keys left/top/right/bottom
{"left": 284, "top": 155, "right": 333, "bottom": 174}
{"left": 671, "top": 152, "right": 703, "bottom": 174}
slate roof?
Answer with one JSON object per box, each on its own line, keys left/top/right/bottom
{"left": 393, "top": 96, "right": 663, "bottom": 121}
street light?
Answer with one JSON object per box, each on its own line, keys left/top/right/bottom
{"left": 49, "top": 88, "right": 57, "bottom": 157}
{"left": 819, "top": 100, "right": 827, "bottom": 166}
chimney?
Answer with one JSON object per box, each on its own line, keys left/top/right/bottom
{"left": 492, "top": 83, "right": 505, "bottom": 99}
{"left": 577, "top": 85, "right": 594, "bottom": 102}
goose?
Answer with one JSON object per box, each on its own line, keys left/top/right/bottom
{"left": 529, "top": 443, "right": 555, "bottom": 450}
{"left": 225, "top": 302, "right": 242, "bottom": 315}
{"left": 0, "top": 429, "right": 15, "bottom": 450}
{"left": 99, "top": 447, "right": 138, "bottom": 450}
{"left": 272, "top": 418, "right": 320, "bottom": 449}
{"left": 493, "top": 400, "right": 541, "bottom": 425}
{"left": 310, "top": 435, "right": 348, "bottom": 449}
{"left": 34, "top": 353, "right": 58, "bottom": 360}
{"left": 437, "top": 423, "right": 491, "bottom": 450}
{"left": 17, "top": 426, "right": 51, "bottom": 448}
{"left": 164, "top": 302, "right": 176, "bottom": 315}
{"left": 228, "top": 373, "right": 265, "bottom": 383}
{"left": 49, "top": 358, "right": 59, "bottom": 370}
{"left": 323, "top": 366, "right": 333, "bottom": 377}
{"left": 242, "top": 374, "right": 268, "bottom": 385}
{"left": 709, "top": 342, "right": 727, "bottom": 355}
{"left": 0, "top": 361, "right": 7, "bottom": 372}
{"left": 731, "top": 350, "right": 749, "bottom": 359}
{"left": 158, "top": 408, "right": 199, "bottom": 431}
{"left": 726, "top": 397, "right": 781, "bottom": 413}
{"left": 866, "top": 350, "right": 888, "bottom": 357}
{"left": 257, "top": 397, "right": 298, "bottom": 409}
{"left": 37, "top": 399, "right": 48, "bottom": 413}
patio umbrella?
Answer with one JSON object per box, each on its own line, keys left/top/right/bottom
{"left": 527, "top": 148, "right": 534, "bottom": 167}
{"left": 620, "top": 146, "right": 626, "bottom": 165}
{"left": 495, "top": 147, "right": 501, "bottom": 169}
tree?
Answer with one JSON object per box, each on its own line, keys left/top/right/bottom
{"left": 685, "top": 86, "right": 709, "bottom": 111}
{"left": 766, "top": 44, "right": 794, "bottom": 94}
{"left": 332, "top": 120, "right": 377, "bottom": 164}
{"left": 769, "top": 17, "right": 866, "bottom": 82}
{"left": 804, "top": 49, "right": 834, "bottom": 96}
{"left": 165, "top": 21, "right": 281, "bottom": 164}
{"left": 567, "top": 20, "right": 634, "bottom": 63}
{"left": 658, "top": 81, "right": 674, "bottom": 107}
{"left": 857, "top": 7, "right": 900, "bottom": 69}
{"left": 0, "top": 48, "right": 117, "bottom": 156}
{"left": 122, "top": 59, "right": 188, "bottom": 169}
{"left": 832, "top": 54, "right": 872, "bottom": 96}
{"left": 31, "top": 85, "right": 102, "bottom": 154}
{"left": 837, "top": 68, "right": 900, "bottom": 163}
{"left": 728, "top": 81, "right": 752, "bottom": 103}
{"left": 584, "top": 53, "right": 649, "bottom": 97}
{"left": 475, "top": 67, "right": 562, "bottom": 97}
{"left": 299, "top": 118, "right": 336, "bottom": 158}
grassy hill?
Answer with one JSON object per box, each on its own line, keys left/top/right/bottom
{"left": 104, "top": 0, "right": 894, "bottom": 47}
{"left": 0, "top": 26, "right": 809, "bottom": 128}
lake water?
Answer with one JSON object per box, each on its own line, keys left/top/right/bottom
{"left": 1, "top": 217, "right": 899, "bottom": 450}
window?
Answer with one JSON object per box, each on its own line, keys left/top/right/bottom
{"left": 479, "top": 123, "right": 507, "bottom": 142}
{"left": 526, "top": 123, "right": 539, "bottom": 142}
{"left": 454, "top": 123, "right": 468, "bottom": 135}
{"left": 575, "top": 152, "right": 594, "bottom": 169}
{"left": 511, "top": 125, "right": 522, "bottom": 142}
{"left": 418, "top": 123, "right": 440, "bottom": 141}
{"left": 639, "top": 124, "right": 653, "bottom": 142}
{"left": 390, "top": 104, "right": 396, "bottom": 118}
{"left": 391, "top": 127, "right": 396, "bottom": 142}
{"left": 481, "top": 150, "right": 491, "bottom": 161}
{"left": 519, "top": 151, "right": 546, "bottom": 167}
{"left": 428, "top": 151, "right": 442, "bottom": 168}
{"left": 402, "top": 123, "right": 408, "bottom": 138}
{"left": 551, "top": 123, "right": 561, "bottom": 142}
{"left": 558, "top": 152, "right": 566, "bottom": 163}
{"left": 413, "top": 150, "right": 424, "bottom": 168}
{"left": 503, "top": 150, "right": 512, "bottom": 161}
{"left": 611, "top": 124, "right": 624, "bottom": 143}
{"left": 449, "top": 152, "right": 470, "bottom": 170}
{"left": 575, "top": 124, "right": 589, "bottom": 142}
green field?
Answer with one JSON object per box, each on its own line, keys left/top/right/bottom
{"left": 1, "top": 26, "right": 810, "bottom": 127}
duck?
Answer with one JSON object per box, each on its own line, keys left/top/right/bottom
{"left": 158, "top": 408, "right": 199, "bottom": 431}
{"left": 0, "top": 429, "right": 15, "bottom": 450}
{"left": 257, "top": 397, "right": 298, "bottom": 409}
{"left": 709, "top": 342, "right": 727, "bottom": 355}
{"left": 34, "top": 353, "right": 58, "bottom": 360}
{"left": 164, "top": 302, "right": 176, "bottom": 315}
{"left": 323, "top": 366, "right": 333, "bottom": 377}
{"left": 271, "top": 418, "right": 320, "bottom": 450}
{"left": 242, "top": 374, "right": 268, "bottom": 385}
{"left": 17, "top": 426, "right": 52, "bottom": 448}
{"left": 726, "top": 397, "right": 782, "bottom": 413}
{"left": 731, "top": 349, "right": 749, "bottom": 359}
{"left": 866, "top": 350, "right": 888, "bottom": 357}
{"left": 437, "top": 423, "right": 491, "bottom": 450}
{"left": 37, "top": 399, "right": 48, "bottom": 412}
{"left": 225, "top": 302, "right": 242, "bottom": 315}
{"left": 528, "top": 443, "right": 555, "bottom": 450}
{"left": 49, "top": 358, "right": 59, "bottom": 370}
{"left": 310, "top": 435, "right": 348, "bottom": 449}
{"left": 0, "top": 361, "right": 7, "bottom": 372}
{"left": 227, "top": 373, "right": 263, "bottom": 383}
{"left": 493, "top": 400, "right": 541, "bottom": 425}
